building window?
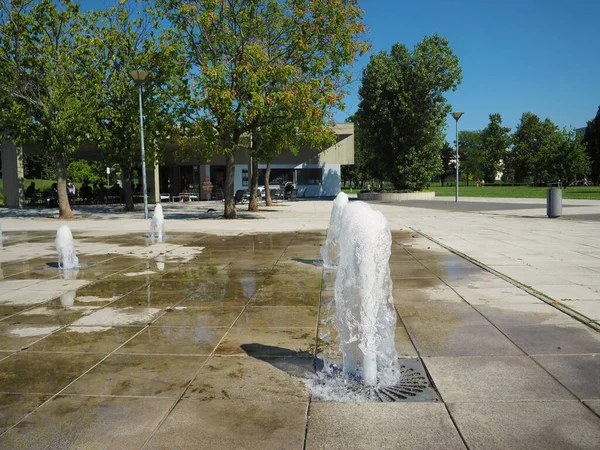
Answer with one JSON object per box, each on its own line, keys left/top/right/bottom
{"left": 296, "top": 168, "right": 322, "bottom": 185}
{"left": 242, "top": 169, "right": 248, "bottom": 187}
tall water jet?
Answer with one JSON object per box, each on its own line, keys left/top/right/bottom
{"left": 150, "top": 204, "right": 165, "bottom": 242}
{"left": 55, "top": 225, "right": 79, "bottom": 270}
{"left": 320, "top": 192, "right": 348, "bottom": 269}
{"left": 333, "top": 201, "right": 397, "bottom": 386}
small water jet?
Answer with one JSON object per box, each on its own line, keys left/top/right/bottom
{"left": 55, "top": 225, "right": 79, "bottom": 270}
{"left": 320, "top": 192, "right": 348, "bottom": 269}
{"left": 150, "top": 204, "right": 165, "bottom": 242}
{"left": 312, "top": 201, "right": 403, "bottom": 399}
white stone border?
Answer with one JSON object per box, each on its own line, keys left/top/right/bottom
{"left": 357, "top": 191, "right": 435, "bottom": 202}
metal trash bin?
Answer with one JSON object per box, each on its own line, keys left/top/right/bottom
{"left": 547, "top": 188, "right": 562, "bottom": 218}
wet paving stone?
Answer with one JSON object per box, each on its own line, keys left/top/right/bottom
{"left": 0, "top": 323, "right": 62, "bottom": 351}
{"left": 184, "top": 355, "right": 312, "bottom": 402}
{"left": 116, "top": 326, "right": 228, "bottom": 355}
{"left": 0, "top": 396, "right": 174, "bottom": 449}
{"left": 235, "top": 306, "right": 319, "bottom": 328}
{"left": 0, "top": 393, "right": 50, "bottom": 434}
{"left": 64, "top": 354, "right": 207, "bottom": 397}
{"left": 216, "top": 327, "right": 317, "bottom": 357}
{"left": 145, "top": 399, "right": 307, "bottom": 450}
{"left": 0, "top": 352, "right": 103, "bottom": 394}
{"left": 26, "top": 326, "right": 142, "bottom": 353}
{"left": 151, "top": 306, "right": 243, "bottom": 328}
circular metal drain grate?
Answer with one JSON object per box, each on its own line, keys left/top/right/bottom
{"left": 347, "top": 363, "right": 431, "bottom": 402}
{"left": 310, "top": 358, "right": 440, "bottom": 403}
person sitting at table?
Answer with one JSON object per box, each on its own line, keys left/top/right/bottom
{"left": 44, "top": 183, "right": 58, "bottom": 207}
{"left": 79, "top": 181, "right": 93, "bottom": 203}
{"left": 25, "top": 182, "right": 38, "bottom": 205}
{"left": 66, "top": 178, "right": 77, "bottom": 206}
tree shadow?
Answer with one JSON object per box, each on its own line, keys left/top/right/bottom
{"left": 240, "top": 343, "right": 318, "bottom": 377}
{"left": 291, "top": 258, "right": 323, "bottom": 267}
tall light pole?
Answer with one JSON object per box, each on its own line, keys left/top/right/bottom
{"left": 451, "top": 112, "right": 464, "bottom": 203}
{"left": 129, "top": 69, "right": 150, "bottom": 219}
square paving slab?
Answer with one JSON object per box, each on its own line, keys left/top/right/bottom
{"left": 448, "top": 401, "right": 600, "bottom": 450}
{"left": 305, "top": 402, "right": 465, "bottom": 450}
{"left": 423, "top": 356, "right": 576, "bottom": 402}
{"left": 0, "top": 396, "right": 174, "bottom": 449}
{"left": 145, "top": 399, "right": 307, "bottom": 450}
{"left": 532, "top": 354, "right": 600, "bottom": 400}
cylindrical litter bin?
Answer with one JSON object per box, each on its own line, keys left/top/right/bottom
{"left": 547, "top": 188, "right": 562, "bottom": 218}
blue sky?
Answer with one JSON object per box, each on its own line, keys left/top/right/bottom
{"left": 340, "top": 0, "right": 600, "bottom": 138}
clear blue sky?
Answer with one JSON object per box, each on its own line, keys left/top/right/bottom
{"left": 339, "top": 0, "right": 600, "bottom": 138}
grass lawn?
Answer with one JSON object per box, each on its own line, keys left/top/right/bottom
{"left": 431, "top": 185, "right": 600, "bottom": 200}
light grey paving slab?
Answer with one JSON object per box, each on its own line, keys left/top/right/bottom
{"left": 184, "top": 355, "right": 311, "bottom": 402}
{"left": 424, "top": 356, "right": 575, "bottom": 402}
{"left": 558, "top": 300, "right": 600, "bottom": 320}
{"left": 584, "top": 400, "right": 600, "bottom": 416}
{"left": 408, "top": 324, "right": 524, "bottom": 357}
{"left": 531, "top": 284, "right": 600, "bottom": 300}
{"left": 448, "top": 401, "right": 600, "bottom": 450}
{"left": 145, "top": 399, "right": 307, "bottom": 450}
{"left": 453, "top": 286, "right": 540, "bottom": 305}
{"left": 397, "top": 302, "right": 489, "bottom": 328}
{"left": 532, "top": 354, "right": 600, "bottom": 400}
{"left": 305, "top": 402, "right": 465, "bottom": 450}
{"left": 474, "top": 303, "right": 575, "bottom": 327}
{"left": 499, "top": 322, "right": 600, "bottom": 355}
{"left": 0, "top": 396, "right": 174, "bottom": 450}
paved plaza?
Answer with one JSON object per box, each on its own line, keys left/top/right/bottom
{"left": 0, "top": 197, "right": 599, "bottom": 449}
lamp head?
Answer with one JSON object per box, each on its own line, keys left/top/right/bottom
{"left": 128, "top": 69, "right": 149, "bottom": 85}
{"left": 451, "top": 112, "right": 464, "bottom": 121}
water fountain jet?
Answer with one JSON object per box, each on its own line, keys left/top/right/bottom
{"left": 320, "top": 192, "right": 348, "bottom": 269}
{"left": 55, "top": 225, "right": 79, "bottom": 270}
{"left": 150, "top": 204, "right": 165, "bottom": 242}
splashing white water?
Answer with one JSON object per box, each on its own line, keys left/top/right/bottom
{"left": 151, "top": 204, "right": 165, "bottom": 242}
{"left": 55, "top": 225, "right": 79, "bottom": 270}
{"left": 319, "top": 201, "right": 397, "bottom": 389}
{"left": 320, "top": 192, "right": 348, "bottom": 269}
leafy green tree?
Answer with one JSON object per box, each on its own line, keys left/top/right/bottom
{"left": 480, "top": 113, "right": 510, "bottom": 183}
{"left": 458, "top": 130, "right": 483, "bottom": 185}
{"left": 509, "top": 113, "right": 589, "bottom": 184}
{"left": 0, "top": 0, "right": 99, "bottom": 218}
{"left": 67, "top": 160, "right": 103, "bottom": 184}
{"left": 583, "top": 106, "right": 600, "bottom": 182}
{"left": 542, "top": 128, "right": 589, "bottom": 185}
{"left": 90, "top": 3, "right": 186, "bottom": 210}
{"left": 440, "top": 141, "right": 455, "bottom": 186}
{"left": 158, "top": 0, "right": 368, "bottom": 218}
{"left": 356, "top": 34, "right": 462, "bottom": 190}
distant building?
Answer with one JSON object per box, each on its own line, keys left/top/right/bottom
{"left": 1, "top": 123, "right": 354, "bottom": 207}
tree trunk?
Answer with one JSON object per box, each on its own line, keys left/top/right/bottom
{"left": 248, "top": 157, "right": 259, "bottom": 211}
{"left": 224, "top": 152, "right": 236, "bottom": 219}
{"left": 56, "top": 156, "right": 72, "bottom": 219}
{"left": 248, "top": 126, "right": 261, "bottom": 211}
{"left": 123, "top": 169, "right": 135, "bottom": 211}
{"left": 264, "top": 162, "right": 272, "bottom": 206}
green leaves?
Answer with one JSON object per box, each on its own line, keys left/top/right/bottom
{"left": 356, "top": 34, "right": 462, "bottom": 190}
{"left": 508, "top": 112, "right": 589, "bottom": 184}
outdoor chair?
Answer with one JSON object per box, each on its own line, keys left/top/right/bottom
{"left": 234, "top": 189, "right": 245, "bottom": 203}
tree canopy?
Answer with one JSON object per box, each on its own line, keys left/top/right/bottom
{"left": 158, "top": 0, "right": 368, "bottom": 218}
{"left": 356, "top": 34, "right": 462, "bottom": 190}
{"left": 0, "top": 0, "right": 99, "bottom": 217}
{"left": 584, "top": 106, "right": 600, "bottom": 182}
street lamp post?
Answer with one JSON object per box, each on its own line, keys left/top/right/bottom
{"left": 129, "top": 69, "right": 150, "bottom": 219}
{"left": 451, "top": 112, "right": 464, "bottom": 203}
